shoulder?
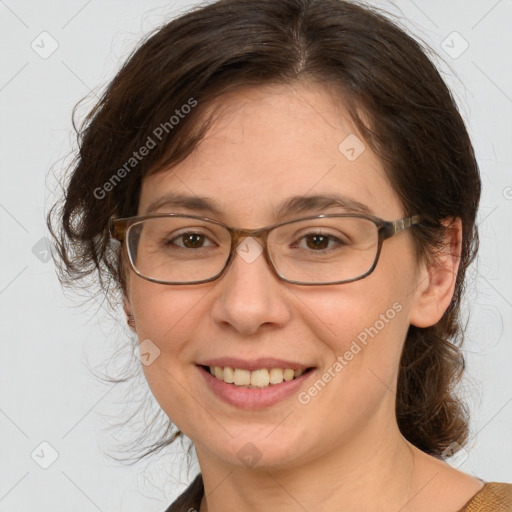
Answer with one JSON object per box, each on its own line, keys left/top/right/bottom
{"left": 457, "top": 482, "right": 512, "bottom": 512}
{"left": 163, "top": 473, "right": 204, "bottom": 512}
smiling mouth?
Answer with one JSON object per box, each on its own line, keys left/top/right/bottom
{"left": 200, "top": 365, "right": 315, "bottom": 389}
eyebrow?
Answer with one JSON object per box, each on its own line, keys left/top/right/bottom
{"left": 145, "top": 192, "right": 374, "bottom": 218}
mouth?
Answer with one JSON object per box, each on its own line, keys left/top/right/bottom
{"left": 196, "top": 360, "right": 317, "bottom": 409}
{"left": 199, "top": 365, "right": 315, "bottom": 389}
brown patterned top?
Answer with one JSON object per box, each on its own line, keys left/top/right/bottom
{"left": 456, "top": 482, "right": 512, "bottom": 512}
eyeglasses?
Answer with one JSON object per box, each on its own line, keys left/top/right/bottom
{"left": 109, "top": 213, "right": 422, "bottom": 286}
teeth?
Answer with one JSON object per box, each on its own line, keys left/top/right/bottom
{"left": 233, "top": 368, "right": 251, "bottom": 386}
{"left": 208, "top": 366, "right": 307, "bottom": 388}
{"left": 283, "top": 369, "right": 295, "bottom": 381}
{"left": 223, "top": 366, "right": 235, "bottom": 383}
{"left": 250, "top": 369, "right": 270, "bottom": 387}
{"left": 269, "top": 368, "right": 284, "bottom": 384}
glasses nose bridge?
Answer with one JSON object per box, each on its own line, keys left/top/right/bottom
{"left": 229, "top": 225, "right": 272, "bottom": 246}
{"left": 225, "top": 224, "right": 279, "bottom": 282}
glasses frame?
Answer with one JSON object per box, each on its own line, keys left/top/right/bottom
{"left": 109, "top": 213, "right": 422, "bottom": 286}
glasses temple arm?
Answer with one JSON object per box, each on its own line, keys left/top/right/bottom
{"left": 392, "top": 215, "right": 422, "bottom": 234}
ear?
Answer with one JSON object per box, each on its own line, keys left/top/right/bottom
{"left": 123, "top": 297, "right": 137, "bottom": 332}
{"left": 408, "top": 217, "right": 462, "bottom": 328}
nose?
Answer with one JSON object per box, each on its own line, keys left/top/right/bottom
{"left": 210, "top": 236, "right": 292, "bottom": 336}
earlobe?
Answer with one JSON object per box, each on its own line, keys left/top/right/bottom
{"left": 409, "top": 218, "right": 462, "bottom": 328}
{"left": 123, "top": 298, "right": 136, "bottom": 332}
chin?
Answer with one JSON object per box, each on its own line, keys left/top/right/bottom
{"left": 195, "top": 426, "right": 309, "bottom": 470}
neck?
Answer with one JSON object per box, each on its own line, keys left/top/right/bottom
{"left": 196, "top": 421, "right": 422, "bottom": 512}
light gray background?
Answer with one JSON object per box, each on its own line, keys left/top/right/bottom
{"left": 1, "top": 0, "right": 511, "bottom": 510}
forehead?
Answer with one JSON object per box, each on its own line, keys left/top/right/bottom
{"left": 138, "top": 83, "right": 403, "bottom": 224}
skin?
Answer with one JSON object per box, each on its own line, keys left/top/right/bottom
{"left": 124, "top": 82, "right": 483, "bottom": 511}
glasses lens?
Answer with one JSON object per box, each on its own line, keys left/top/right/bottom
{"left": 126, "top": 216, "right": 231, "bottom": 283}
{"left": 268, "top": 216, "right": 379, "bottom": 283}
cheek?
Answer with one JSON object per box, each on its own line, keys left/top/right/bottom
{"left": 295, "top": 271, "right": 411, "bottom": 401}
{"left": 129, "top": 282, "right": 213, "bottom": 435}
{"left": 128, "top": 280, "right": 207, "bottom": 394}
{"left": 129, "top": 279, "right": 207, "bottom": 346}
{"left": 297, "top": 290, "right": 408, "bottom": 418}
{"left": 299, "top": 276, "right": 408, "bottom": 349}
{"left": 318, "top": 248, "right": 417, "bottom": 402}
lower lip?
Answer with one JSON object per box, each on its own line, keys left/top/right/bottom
{"left": 197, "top": 366, "right": 315, "bottom": 409}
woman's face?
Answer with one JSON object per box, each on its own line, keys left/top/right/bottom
{"left": 125, "top": 82, "right": 425, "bottom": 470}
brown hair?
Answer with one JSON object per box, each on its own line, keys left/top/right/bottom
{"left": 47, "top": 0, "right": 481, "bottom": 462}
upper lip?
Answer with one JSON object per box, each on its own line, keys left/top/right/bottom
{"left": 198, "top": 357, "right": 313, "bottom": 371}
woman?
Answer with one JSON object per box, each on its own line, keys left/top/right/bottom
{"left": 48, "top": 0, "right": 512, "bottom": 510}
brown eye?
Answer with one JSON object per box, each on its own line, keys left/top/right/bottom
{"left": 169, "top": 232, "right": 213, "bottom": 249}
{"left": 304, "top": 234, "right": 335, "bottom": 250}
{"left": 292, "top": 232, "right": 347, "bottom": 252}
